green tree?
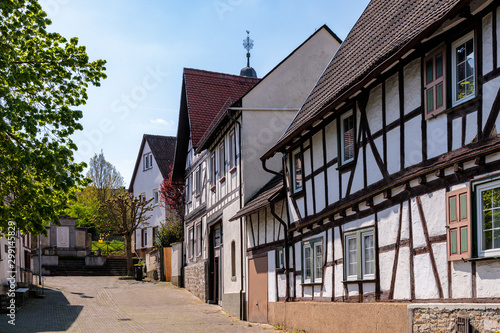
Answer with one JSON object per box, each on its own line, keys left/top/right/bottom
{"left": 0, "top": 0, "right": 106, "bottom": 235}
{"left": 65, "top": 186, "right": 99, "bottom": 233}
{"left": 154, "top": 213, "right": 183, "bottom": 248}
{"left": 95, "top": 191, "right": 153, "bottom": 276}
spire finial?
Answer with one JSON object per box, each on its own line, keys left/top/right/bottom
{"left": 242, "top": 30, "right": 254, "bottom": 67}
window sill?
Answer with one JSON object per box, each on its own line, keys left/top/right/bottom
{"left": 336, "top": 160, "right": 355, "bottom": 171}
{"left": 290, "top": 189, "right": 304, "bottom": 199}
{"left": 219, "top": 176, "right": 226, "bottom": 184}
{"left": 229, "top": 166, "right": 237, "bottom": 174}
{"left": 210, "top": 185, "right": 216, "bottom": 192}
{"left": 465, "top": 255, "right": 500, "bottom": 262}
{"left": 187, "top": 200, "right": 192, "bottom": 205}
{"left": 301, "top": 281, "right": 323, "bottom": 286}
{"left": 342, "top": 279, "right": 376, "bottom": 284}
{"left": 441, "top": 96, "right": 480, "bottom": 117}
{"left": 194, "top": 193, "right": 201, "bottom": 199}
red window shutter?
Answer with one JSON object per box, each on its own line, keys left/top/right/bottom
{"left": 425, "top": 46, "right": 447, "bottom": 119}
{"left": 446, "top": 187, "right": 472, "bottom": 261}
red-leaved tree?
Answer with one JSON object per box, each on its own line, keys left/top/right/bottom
{"left": 159, "top": 165, "right": 184, "bottom": 218}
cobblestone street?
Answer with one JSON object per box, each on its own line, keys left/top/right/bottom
{"left": 0, "top": 277, "right": 277, "bottom": 333}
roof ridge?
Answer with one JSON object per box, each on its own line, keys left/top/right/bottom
{"left": 184, "top": 67, "right": 260, "bottom": 81}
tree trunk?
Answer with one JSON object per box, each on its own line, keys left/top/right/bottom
{"left": 125, "top": 232, "right": 134, "bottom": 276}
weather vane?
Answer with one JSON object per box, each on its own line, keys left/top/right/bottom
{"left": 243, "top": 30, "right": 254, "bottom": 67}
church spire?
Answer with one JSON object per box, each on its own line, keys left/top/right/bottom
{"left": 240, "top": 30, "right": 257, "bottom": 77}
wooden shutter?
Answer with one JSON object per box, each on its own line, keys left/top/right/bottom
{"left": 425, "top": 46, "right": 447, "bottom": 119}
{"left": 446, "top": 187, "right": 471, "bottom": 260}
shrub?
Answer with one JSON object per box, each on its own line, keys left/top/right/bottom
{"left": 154, "top": 213, "right": 183, "bottom": 248}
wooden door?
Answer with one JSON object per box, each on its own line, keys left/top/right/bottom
{"left": 248, "top": 255, "right": 268, "bottom": 323}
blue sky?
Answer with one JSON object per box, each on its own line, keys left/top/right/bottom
{"left": 40, "top": 0, "right": 370, "bottom": 187}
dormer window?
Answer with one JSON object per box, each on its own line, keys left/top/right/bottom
{"left": 143, "top": 152, "right": 153, "bottom": 171}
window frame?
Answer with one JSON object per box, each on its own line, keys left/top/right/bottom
{"left": 196, "top": 222, "right": 202, "bottom": 257}
{"left": 302, "top": 238, "right": 323, "bottom": 284}
{"left": 143, "top": 152, "right": 153, "bottom": 171}
{"left": 194, "top": 165, "right": 201, "bottom": 196}
{"left": 188, "top": 227, "right": 194, "bottom": 259}
{"left": 219, "top": 142, "right": 226, "bottom": 181}
{"left": 339, "top": 109, "right": 355, "bottom": 166}
{"left": 291, "top": 148, "right": 303, "bottom": 194}
{"left": 343, "top": 227, "right": 375, "bottom": 281}
{"left": 276, "top": 248, "right": 284, "bottom": 269}
{"left": 474, "top": 178, "right": 500, "bottom": 258}
{"left": 451, "top": 31, "right": 476, "bottom": 107}
{"left": 229, "top": 130, "right": 236, "bottom": 170}
{"left": 153, "top": 189, "right": 159, "bottom": 206}
{"left": 210, "top": 153, "right": 216, "bottom": 188}
{"left": 424, "top": 45, "right": 447, "bottom": 119}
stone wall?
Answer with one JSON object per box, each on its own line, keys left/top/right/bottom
{"left": 409, "top": 304, "right": 500, "bottom": 333}
{"left": 184, "top": 260, "right": 208, "bottom": 302}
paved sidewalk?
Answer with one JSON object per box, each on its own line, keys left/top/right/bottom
{"left": 0, "top": 276, "right": 278, "bottom": 333}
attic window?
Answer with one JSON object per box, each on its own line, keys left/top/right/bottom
{"left": 143, "top": 153, "right": 153, "bottom": 171}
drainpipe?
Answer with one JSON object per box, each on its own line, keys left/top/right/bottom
{"left": 227, "top": 110, "right": 245, "bottom": 320}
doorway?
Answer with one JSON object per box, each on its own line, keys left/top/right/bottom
{"left": 248, "top": 255, "right": 268, "bottom": 323}
{"left": 209, "top": 222, "right": 223, "bottom": 304}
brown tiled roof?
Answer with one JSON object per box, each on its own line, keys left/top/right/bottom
{"left": 265, "top": 0, "right": 466, "bottom": 158}
{"left": 184, "top": 68, "right": 260, "bottom": 148}
{"left": 229, "top": 176, "right": 283, "bottom": 221}
{"left": 144, "top": 135, "right": 176, "bottom": 179}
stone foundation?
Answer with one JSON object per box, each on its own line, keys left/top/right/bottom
{"left": 409, "top": 304, "right": 500, "bottom": 333}
{"left": 184, "top": 260, "right": 208, "bottom": 302}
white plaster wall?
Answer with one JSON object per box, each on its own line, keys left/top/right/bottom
{"left": 385, "top": 73, "right": 400, "bottom": 124}
{"left": 327, "top": 229, "right": 334, "bottom": 262}
{"left": 426, "top": 115, "right": 448, "bottom": 159}
{"left": 277, "top": 273, "right": 286, "bottom": 298}
{"left": 465, "top": 112, "right": 478, "bottom": 144}
{"left": 350, "top": 152, "right": 364, "bottom": 194}
{"left": 314, "top": 174, "right": 326, "bottom": 213}
{"left": 243, "top": 28, "right": 340, "bottom": 108}
{"left": 303, "top": 285, "right": 312, "bottom": 298}
{"left": 327, "top": 165, "right": 339, "bottom": 205}
{"left": 411, "top": 197, "right": 427, "bottom": 249}
{"left": 258, "top": 210, "right": 266, "bottom": 246}
{"left": 451, "top": 261, "right": 473, "bottom": 299}
{"left": 312, "top": 131, "right": 324, "bottom": 172}
{"left": 404, "top": 115, "right": 423, "bottom": 167}
{"left": 476, "top": 261, "right": 500, "bottom": 298}
{"left": 265, "top": 207, "right": 275, "bottom": 244}
{"left": 366, "top": 84, "right": 383, "bottom": 133}
{"left": 222, "top": 200, "right": 245, "bottom": 294}
{"left": 323, "top": 266, "right": 333, "bottom": 297}
{"left": 347, "top": 284, "right": 359, "bottom": 297}
{"left": 268, "top": 250, "right": 277, "bottom": 302}
{"left": 364, "top": 283, "right": 376, "bottom": 295}
{"left": 379, "top": 251, "right": 395, "bottom": 293}
{"left": 314, "top": 285, "right": 321, "bottom": 298}
{"left": 483, "top": 13, "right": 493, "bottom": 75}
{"left": 378, "top": 206, "right": 400, "bottom": 248}
{"left": 305, "top": 179, "right": 314, "bottom": 216}
{"left": 414, "top": 253, "right": 440, "bottom": 299}
{"left": 482, "top": 76, "right": 500, "bottom": 133}
{"left": 341, "top": 171, "right": 350, "bottom": 198}
{"left": 334, "top": 264, "right": 344, "bottom": 298}
{"left": 386, "top": 128, "right": 400, "bottom": 175}
{"left": 452, "top": 117, "right": 462, "bottom": 150}
{"left": 433, "top": 242, "right": 449, "bottom": 299}
{"left": 400, "top": 200, "right": 411, "bottom": 241}
{"left": 417, "top": 189, "right": 446, "bottom": 238}
{"left": 343, "top": 214, "right": 375, "bottom": 232}
{"left": 324, "top": 120, "right": 337, "bottom": 163}
{"left": 288, "top": 196, "right": 299, "bottom": 223}
{"left": 374, "top": 136, "right": 383, "bottom": 166}
{"left": 393, "top": 247, "right": 411, "bottom": 300}
{"left": 303, "top": 148, "right": 312, "bottom": 177}
{"left": 404, "top": 59, "right": 421, "bottom": 114}
{"left": 296, "top": 197, "right": 305, "bottom": 220}
{"left": 365, "top": 144, "right": 383, "bottom": 186}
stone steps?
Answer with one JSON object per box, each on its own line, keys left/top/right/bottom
{"left": 44, "top": 258, "right": 129, "bottom": 276}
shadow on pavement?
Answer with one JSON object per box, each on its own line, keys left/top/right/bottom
{"left": 0, "top": 289, "right": 82, "bottom": 333}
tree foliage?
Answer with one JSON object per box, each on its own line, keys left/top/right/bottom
{"left": 0, "top": 0, "right": 106, "bottom": 235}
{"left": 87, "top": 150, "right": 124, "bottom": 203}
{"left": 154, "top": 213, "right": 183, "bottom": 248}
{"left": 159, "top": 166, "right": 184, "bottom": 218}
{"left": 65, "top": 186, "right": 99, "bottom": 229}
{"left": 94, "top": 190, "right": 153, "bottom": 275}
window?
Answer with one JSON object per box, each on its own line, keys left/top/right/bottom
{"left": 142, "top": 228, "right": 147, "bottom": 247}
{"left": 292, "top": 148, "right": 303, "bottom": 193}
{"left": 210, "top": 153, "right": 216, "bottom": 187}
{"left": 425, "top": 46, "right": 446, "bottom": 119}
{"left": 153, "top": 189, "right": 159, "bottom": 205}
{"left": 219, "top": 142, "right": 225, "bottom": 180}
{"left": 446, "top": 187, "right": 471, "bottom": 260}
{"left": 344, "top": 228, "right": 375, "bottom": 281}
{"left": 214, "top": 225, "right": 222, "bottom": 247}
{"left": 340, "top": 110, "right": 355, "bottom": 165}
{"left": 229, "top": 131, "right": 236, "bottom": 170}
{"left": 185, "top": 175, "right": 191, "bottom": 203}
{"left": 276, "top": 248, "right": 284, "bottom": 269}
{"left": 474, "top": 180, "right": 500, "bottom": 257}
{"left": 452, "top": 31, "right": 475, "bottom": 106}
{"left": 188, "top": 227, "right": 194, "bottom": 259}
{"left": 143, "top": 153, "right": 153, "bottom": 170}
{"left": 194, "top": 166, "right": 201, "bottom": 196}
{"left": 196, "top": 223, "right": 202, "bottom": 256}
{"left": 302, "top": 238, "right": 323, "bottom": 284}
{"left": 231, "top": 241, "right": 236, "bottom": 279}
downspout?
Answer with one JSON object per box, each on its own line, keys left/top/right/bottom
{"left": 262, "top": 153, "right": 290, "bottom": 302}
{"left": 227, "top": 110, "right": 245, "bottom": 320}
{"left": 270, "top": 201, "right": 289, "bottom": 302}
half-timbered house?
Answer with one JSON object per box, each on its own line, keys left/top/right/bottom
{"left": 257, "top": 0, "right": 500, "bottom": 332}
{"left": 171, "top": 68, "right": 259, "bottom": 302}
{"left": 193, "top": 25, "right": 342, "bottom": 320}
